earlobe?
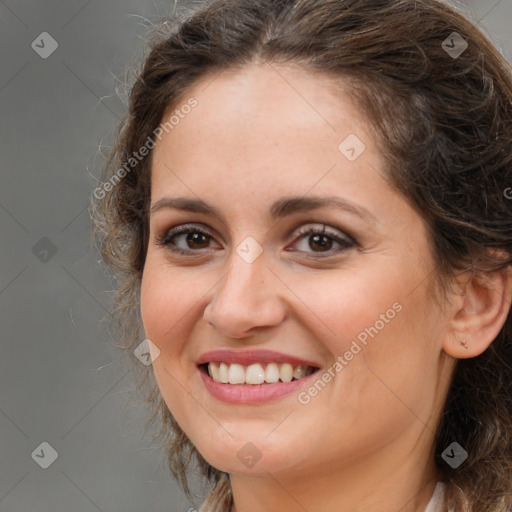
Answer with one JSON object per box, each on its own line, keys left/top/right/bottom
{"left": 443, "top": 265, "right": 512, "bottom": 360}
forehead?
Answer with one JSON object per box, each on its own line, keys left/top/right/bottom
{"left": 150, "top": 63, "right": 384, "bottom": 193}
{"left": 169, "top": 63, "right": 367, "bottom": 138}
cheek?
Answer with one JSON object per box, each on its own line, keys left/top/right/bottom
{"left": 140, "top": 262, "right": 198, "bottom": 349}
{"left": 285, "top": 263, "right": 439, "bottom": 413}
{"left": 281, "top": 265, "right": 407, "bottom": 354}
{"left": 140, "top": 263, "right": 200, "bottom": 423}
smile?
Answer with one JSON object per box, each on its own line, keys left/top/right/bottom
{"left": 202, "top": 362, "right": 317, "bottom": 385}
{"left": 196, "top": 349, "right": 322, "bottom": 404}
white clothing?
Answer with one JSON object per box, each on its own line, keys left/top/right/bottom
{"left": 424, "top": 482, "right": 454, "bottom": 512}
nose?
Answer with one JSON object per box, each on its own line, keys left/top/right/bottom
{"left": 203, "top": 249, "right": 287, "bottom": 339}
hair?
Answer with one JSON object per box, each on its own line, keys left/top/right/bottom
{"left": 90, "top": 0, "right": 512, "bottom": 510}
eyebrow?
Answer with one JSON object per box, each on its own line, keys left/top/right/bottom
{"left": 150, "top": 195, "right": 376, "bottom": 224}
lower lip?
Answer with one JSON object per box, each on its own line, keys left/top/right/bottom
{"left": 199, "top": 367, "right": 319, "bottom": 404}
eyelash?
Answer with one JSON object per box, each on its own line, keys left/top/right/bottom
{"left": 155, "top": 223, "right": 356, "bottom": 258}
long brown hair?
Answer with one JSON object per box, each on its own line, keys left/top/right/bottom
{"left": 90, "top": 1, "right": 512, "bottom": 510}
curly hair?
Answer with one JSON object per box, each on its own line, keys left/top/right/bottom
{"left": 90, "top": 0, "right": 512, "bottom": 510}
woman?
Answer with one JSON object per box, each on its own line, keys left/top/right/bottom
{"left": 91, "top": 0, "right": 512, "bottom": 510}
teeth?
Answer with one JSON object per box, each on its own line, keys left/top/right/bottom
{"left": 246, "top": 363, "right": 265, "bottom": 385}
{"left": 209, "top": 362, "right": 221, "bottom": 381}
{"left": 280, "top": 363, "right": 293, "bottom": 383}
{"left": 264, "top": 363, "right": 280, "bottom": 383}
{"left": 293, "top": 365, "right": 305, "bottom": 379}
{"left": 219, "top": 363, "right": 229, "bottom": 383}
{"left": 228, "top": 363, "right": 245, "bottom": 384}
{"left": 207, "top": 362, "right": 315, "bottom": 385}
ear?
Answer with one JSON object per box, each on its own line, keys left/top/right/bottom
{"left": 443, "top": 264, "right": 512, "bottom": 359}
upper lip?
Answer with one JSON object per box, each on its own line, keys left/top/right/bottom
{"left": 196, "top": 349, "right": 321, "bottom": 368}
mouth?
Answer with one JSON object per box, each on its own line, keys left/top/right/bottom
{"left": 198, "top": 362, "right": 319, "bottom": 385}
{"left": 195, "top": 349, "right": 322, "bottom": 404}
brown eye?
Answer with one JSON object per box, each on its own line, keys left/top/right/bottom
{"left": 156, "top": 224, "right": 219, "bottom": 254}
{"left": 180, "top": 232, "right": 211, "bottom": 250}
{"left": 288, "top": 224, "right": 355, "bottom": 256}
{"left": 306, "top": 233, "right": 335, "bottom": 252}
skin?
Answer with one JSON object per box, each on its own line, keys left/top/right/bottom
{"left": 140, "top": 62, "right": 512, "bottom": 512}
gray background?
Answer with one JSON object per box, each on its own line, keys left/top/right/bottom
{"left": 0, "top": 1, "right": 510, "bottom": 511}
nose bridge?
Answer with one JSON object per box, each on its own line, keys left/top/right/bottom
{"left": 203, "top": 243, "right": 285, "bottom": 335}
{"left": 217, "top": 246, "right": 269, "bottom": 309}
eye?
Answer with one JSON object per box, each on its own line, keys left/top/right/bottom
{"left": 155, "top": 223, "right": 219, "bottom": 255}
{"left": 155, "top": 222, "right": 355, "bottom": 257}
{"left": 287, "top": 224, "right": 355, "bottom": 257}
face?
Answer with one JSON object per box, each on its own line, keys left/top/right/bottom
{"left": 141, "top": 63, "right": 453, "bottom": 480}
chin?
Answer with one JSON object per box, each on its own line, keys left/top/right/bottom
{"left": 190, "top": 426, "right": 307, "bottom": 475}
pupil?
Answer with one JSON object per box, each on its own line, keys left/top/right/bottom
{"left": 311, "top": 234, "right": 332, "bottom": 251}
{"left": 188, "top": 232, "right": 208, "bottom": 249}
